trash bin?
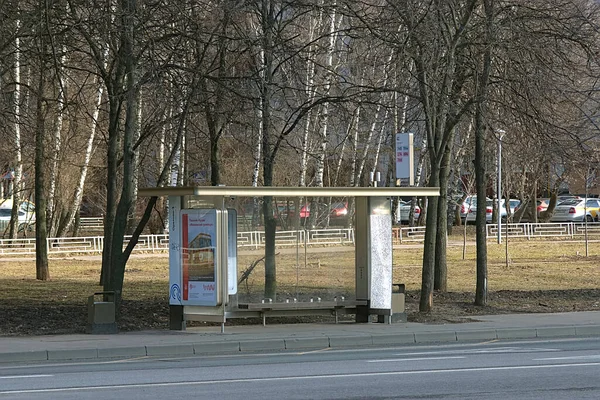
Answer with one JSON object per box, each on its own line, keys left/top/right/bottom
{"left": 87, "top": 291, "right": 118, "bottom": 334}
{"left": 391, "top": 283, "right": 407, "bottom": 323}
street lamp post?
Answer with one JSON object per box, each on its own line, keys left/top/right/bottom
{"left": 497, "top": 130, "right": 505, "bottom": 245}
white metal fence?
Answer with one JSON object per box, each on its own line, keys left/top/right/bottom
{"left": 485, "top": 222, "right": 600, "bottom": 240}
{"left": 78, "top": 217, "right": 104, "bottom": 231}
{"left": 3, "top": 223, "right": 599, "bottom": 256}
{"left": 393, "top": 227, "right": 426, "bottom": 243}
{"left": 0, "top": 229, "right": 356, "bottom": 256}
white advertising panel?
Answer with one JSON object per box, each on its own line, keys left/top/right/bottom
{"left": 168, "top": 196, "right": 182, "bottom": 305}
{"left": 181, "top": 209, "right": 218, "bottom": 306}
{"left": 227, "top": 209, "right": 237, "bottom": 295}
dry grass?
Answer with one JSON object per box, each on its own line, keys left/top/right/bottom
{"left": 1, "top": 238, "right": 600, "bottom": 335}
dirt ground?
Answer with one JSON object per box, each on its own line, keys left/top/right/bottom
{"left": 2, "top": 238, "right": 600, "bottom": 336}
{"left": 2, "top": 288, "right": 599, "bottom": 336}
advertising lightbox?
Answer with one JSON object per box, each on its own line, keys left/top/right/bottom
{"left": 181, "top": 209, "right": 218, "bottom": 306}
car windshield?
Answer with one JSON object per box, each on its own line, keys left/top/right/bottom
{"left": 559, "top": 199, "right": 581, "bottom": 206}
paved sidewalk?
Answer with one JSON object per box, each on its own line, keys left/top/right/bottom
{"left": 1, "top": 311, "right": 600, "bottom": 364}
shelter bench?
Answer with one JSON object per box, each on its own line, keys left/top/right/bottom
{"left": 236, "top": 299, "right": 368, "bottom": 326}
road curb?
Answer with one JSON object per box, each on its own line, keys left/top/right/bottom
{"left": 414, "top": 331, "right": 457, "bottom": 343}
{"left": 146, "top": 344, "right": 194, "bottom": 357}
{"left": 47, "top": 348, "right": 98, "bottom": 361}
{"left": 455, "top": 329, "right": 497, "bottom": 342}
{"left": 495, "top": 328, "right": 538, "bottom": 339}
{"left": 193, "top": 341, "right": 241, "bottom": 354}
{"left": 98, "top": 346, "right": 147, "bottom": 359}
{"left": 535, "top": 326, "right": 577, "bottom": 338}
{"left": 239, "top": 338, "right": 286, "bottom": 352}
{"left": 0, "top": 351, "right": 48, "bottom": 363}
{"left": 2, "top": 324, "right": 600, "bottom": 364}
{"left": 575, "top": 325, "right": 600, "bottom": 336}
{"left": 284, "top": 337, "right": 330, "bottom": 350}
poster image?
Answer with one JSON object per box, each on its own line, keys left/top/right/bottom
{"left": 181, "top": 209, "right": 217, "bottom": 305}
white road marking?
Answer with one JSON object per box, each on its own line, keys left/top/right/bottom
{"left": 368, "top": 356, "right": 467, "bottom": 363}
{"left": 534, "top": 355, "right": 600, "bottom": 361}
{"left": 395, "top": 347, "right": 560, "bottom": 356}
{"left": 2, "top": 362, "right": 600, "bottom": 395}
{"left": 0, "top": 374, "right": 52, "bottom": 380}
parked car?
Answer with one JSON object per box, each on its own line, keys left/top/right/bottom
{"left": 459, "top": 195, "right": 477, "bottom": 221}
{"left": 299, "top": 203, "right": 310, "bottom": 219}
{"left": 515, "top": 198, "right": 550, "bottom": 221}
{"left": 549, "top": 198, "right": 600, "bottom": 222}
{"left": 395, "top": 200, "right": 421, "bottom": 223}
{"left": 557, "top": 195, "right": 581, "bottom": 204}
{"left": 329, "top": 201, "right": 348, "bottom": 217}
{"left": 466, "top": 198, "right": 521, "bottom": 223}
{"left": 0, "top": 207, "right": 34, "bottom": 232}
{"left": 459, "top": 195, "right": 492, "bottom": 222}
{"left": 505, "top": 199, "right": 521, "bottom": 219}
{"left": 537, "top": 198, "right": 550, "bottom": 214}
{"left": 287, "top": 201, "right": 349, "bottom": 226}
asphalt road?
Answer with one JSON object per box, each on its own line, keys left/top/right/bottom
{"left": 1, "top": 338, "right": 600, "bottom": 399}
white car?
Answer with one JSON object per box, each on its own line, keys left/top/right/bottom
{"left": 395, "top": 200, "right": 421, "bottom": 223}
{"left": 465, "top": 198, "right": 521, "bottom": 223}
{"left": 0, "top": 202, "right": 35, "bottom": 233}
{"left": 459, "top": 195, "right": 491, "bottom": 222}
{"left": 549, "top": 198, "right": 600, "bottom": 222}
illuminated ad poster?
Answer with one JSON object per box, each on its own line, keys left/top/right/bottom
{"left": 181, "top": 209, "right": 218, "bottom": 306}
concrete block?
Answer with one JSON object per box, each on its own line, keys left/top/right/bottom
{"left": 194, "top": 341, "right": 240, "bottom": 354}
{"left": 495, "top": 328, "right": 537, "bottom": 339}
{"left": 98, "top": 346, "right": 147, "bottom": 359}
{"left": 575, "top": 325, "right": 600, "bottom": 337}
{"left": 239, "top": 339, "right": 285, "bottom": 352}
{"left": 456, "top": 330, "right": 498, "bottom": 342}
{"left": 0, "top": 351, "right": 48, "bottom": 363}
{"left": 48, "top": 348, "right": 98, "bottom": 361}
{"left": 536, "top": 326, "right": 577, "bottom": 338}
{"left": 145, "top": 344, "right": 194, "bottom": 356}
{"left": 328, "top": 335, "right": 373, "bottom": 348}
{"left": 284, "top": 337, "right": 330, "bottom": 350}
{"left": 414, "top": 331, "right": 457, "bottom": 343}
{"left": 371, "top": 333, "right": 415, "bottom": 346}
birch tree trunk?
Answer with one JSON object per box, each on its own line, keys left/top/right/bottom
{"left": 313, "top": 3, "right": 338, "bottom": 189}
{"left": 57, "top": 67, "right": 105, "bottom": 237}
{"left": 350, "top": 104, "right": 361, "bottom": 187}
{"left": 369, "top": 108, "right": 390, "bottom": 180}
{"left": 47, "top": 44, "right": 67, "bottom": 236}
{"left": 299, "top": 3, "right": 323, "bottom": 186}
{"left": 356, "top": 49, "right": 394, "bottom": 182}
{"left": 251, "top": 44, "right": 263, "bottom": 229}
{"left": 9, "top": 19, "right": 23, "bottom": 240}
{"left": 356, "top": 100, "right": 383, "bottom": 181}
{"left": 311, "top": 3, "right": 339, "bottom": 228}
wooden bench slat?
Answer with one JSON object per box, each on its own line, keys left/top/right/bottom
{"left": 238, "top": 300, "right": 367, "bottom": 311}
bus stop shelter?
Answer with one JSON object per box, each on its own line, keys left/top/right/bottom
{"left": 139, "top": 186, "right": 439, "bottom": 331}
